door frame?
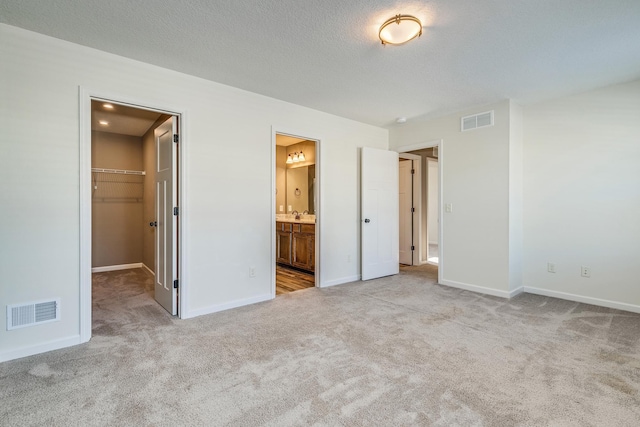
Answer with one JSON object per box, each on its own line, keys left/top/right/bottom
{"left": 426, "top": 157, "right": 440, "bottom": 265}
{"left": 271, "top": 127, "right": 322, "bottom": 297}
{"left": 396, "top": 140, "right": 443, "bottom": 283}
{"left": 398, "top": 153, "right": 421, "bottom": 266}
{"left": 79, "top": 87, "right": 188, "bottom": 343}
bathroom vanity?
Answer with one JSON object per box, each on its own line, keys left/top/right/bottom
{"left": 276, "top": 219, "right": 315, "bottom": 273}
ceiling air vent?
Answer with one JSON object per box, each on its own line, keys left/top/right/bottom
{"left": 7, "top": 299, "right": 60, "bottom": 330}
{"left": 461, "top": 110, "right": 494, "bottom": 132}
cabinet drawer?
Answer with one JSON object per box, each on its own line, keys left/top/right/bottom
{"left": 300, "top": 224, "right": 315, "bottom": 234}
{"left": 276, "top": 222, "right": 292, "bottom": 232}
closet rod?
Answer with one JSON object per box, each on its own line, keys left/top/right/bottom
{"left": 91, "top": 168, "right": 146, "bottom": 175}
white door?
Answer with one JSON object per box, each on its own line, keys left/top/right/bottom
{"left": 361, "top": 147, "right": 399, "bottom": 280}
{"left": 154, "top": 117, "right": 178, "bottom": 315}
{"left": 398, "top": 159, "right": 413, "bottom": 265}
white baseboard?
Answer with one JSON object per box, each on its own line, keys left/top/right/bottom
{"left": 141, "top": 263, "right": 155, "bottom": 276}
{"left": 524, "top": 286, "right": 640, "bottom": 314}
{"left": 0, "top": 335, "right": 81, "bottom": 363}
{"left": 183, "top": 293, "right": 272, "bottom": 319}
{"left": 509, "top": 286, "right": 525, "bottom": 298}
{"left": 440, "top": 279, "right": 521, "bottom": 299}
{"left": 321, "top": 275, "right": 360, "bottom": 288}
{"left": 92, "top": 263, "right": 142, "bottom": 273}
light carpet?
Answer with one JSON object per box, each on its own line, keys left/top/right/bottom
{"left": 1, "top": 265, "right": 639, "bottom": 426}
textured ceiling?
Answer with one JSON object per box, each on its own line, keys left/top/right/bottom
{"left": 3, "top": 0, "right": 640, "bottom": 128}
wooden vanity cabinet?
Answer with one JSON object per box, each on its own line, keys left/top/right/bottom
{"left": 292, "top": 224, "right": 315, "bottom": 272}
{"left": 276, "top": 222, "right": 292, "bottom": 264}
{"left": 276, "top": 222, "right": 315, "bottom": 272}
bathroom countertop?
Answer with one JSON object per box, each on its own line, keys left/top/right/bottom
{"left": 276, "top": 215, "right": 316, "bottom": 224}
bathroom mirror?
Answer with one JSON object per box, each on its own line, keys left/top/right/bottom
{"left": 285, "top": 165, "right": 315, "bottom": 214}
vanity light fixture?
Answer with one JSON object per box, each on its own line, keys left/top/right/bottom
{"left": 286, "top": 151, "right": 306, "bottom": 164}
{"left": 379, "top": 14, "right": 423, "bottom": 45}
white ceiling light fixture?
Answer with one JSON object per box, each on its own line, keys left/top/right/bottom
{"left": 103, "top": 103, "right": 114, "bottom": 109}
{"left": 379, "top": 14, "right": 423, "bottom": 45}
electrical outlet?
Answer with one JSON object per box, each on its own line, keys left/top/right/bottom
{"left": 547, "top": 262, "right": 556, "bottom": 273}
{"left": 249, "top": 267, "right": 256, "bottom": 278}
{"left": 581, "top": 266, "right": 591, "bottom": 278}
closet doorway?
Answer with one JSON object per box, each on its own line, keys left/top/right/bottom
{"left": 273, "top": 132, "right": 320, "bottom": 296}
{"left": 89, "top": 100, "right": 180, "bottom": 318}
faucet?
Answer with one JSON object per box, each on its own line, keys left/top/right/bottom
{"left": 291, "top": 210, "right": 300, "bottom": 220}
{"left": 302, "top": 210, "right": 309, "bottom": 215}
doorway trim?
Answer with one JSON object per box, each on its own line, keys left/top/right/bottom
{"left": 395, "top": 139, "right": 443, "bottom": 284}
{"left": 271, "top": 127, "right": 322, "bottom": 296}
{"left": 79, "top": 87, "right": 188, "bottom": 343}
{"left": 398, "top": 152, "right": 421, "bottom": 266}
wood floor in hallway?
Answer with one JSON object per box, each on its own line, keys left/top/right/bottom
{"left": 276, "top": 264, "right": 315, "bottom": 295}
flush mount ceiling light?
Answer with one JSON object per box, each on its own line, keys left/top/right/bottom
{"left": 98, "top": 120, "right": 109, "bottom": 126}
{"left": 379, "top": 14, "right": 422, "bottom": 45}
{"left": 103, "top": 103, "right": 114, "bottom": 109}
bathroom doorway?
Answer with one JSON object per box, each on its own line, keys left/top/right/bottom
{"left": 273, "top": 132, "right": 319, "bottom": 295}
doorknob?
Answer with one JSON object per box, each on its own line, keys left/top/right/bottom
{"left": 149, "top": 221, "right": 157, "bottom": 227}
{"left": 364, "top": 218, "right": 371, "bottom": 223}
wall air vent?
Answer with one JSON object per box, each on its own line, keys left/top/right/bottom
{"left": 461, "top": 110, "right": 494, "bottom": 132}
{"left": 7, "top": 299, "right": 60, "bottom": 330}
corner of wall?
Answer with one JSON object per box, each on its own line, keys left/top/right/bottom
{"left": 508, "top": 100, "right": 524, "bottom": 291}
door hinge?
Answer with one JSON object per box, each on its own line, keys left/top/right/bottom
{"left": 411, "top": 245, "right": 415, "bottom": 251}
{"left": 173, "top": 134, "right": 179, "bottom": 143}
{"left": 173, "top": 279, "right": 179, "bottom": 289}
{"left": 173, "top": 207, "right": 179, "bottom": 216}
{"left": 411, "top": 169, "right": 415, "bottom": 174}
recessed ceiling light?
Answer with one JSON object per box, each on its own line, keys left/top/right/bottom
{"left": 103, "top": 103, "right": 114, "bottom": 109}
{"left": 379, "top": 14, "right": 423, "bottom": 45}
{"left": 99, "top": 120, "right": 109, "bottom": 126}
{"left": 396, "top": 117, "right": 407, "bottom": 124}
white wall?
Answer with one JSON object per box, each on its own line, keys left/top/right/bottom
{"left": 390, "top": 100, "right": 521, "bottom": 297}
{"left": 0, "top": 24, "right": 388, "bottom": 362}
{"left": 522, "top": 79, "right": 640, "bottom": 311}
{"left": 391, "top": 80, "right": 640, "bottom": 312}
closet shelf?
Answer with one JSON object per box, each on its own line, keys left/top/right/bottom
{"left": 91, "top": 168, "right": 146, "bottom": 175}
